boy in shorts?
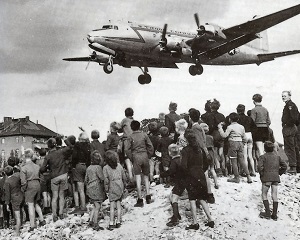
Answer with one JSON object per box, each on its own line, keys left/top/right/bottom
{"left": 3, "top": 166, "right": 24, "bottom": 236}
{"left": 218, "top": 113, "right": 252, "bottom": 183}
{"left": 20, "top": 148, "right": 45, "bottom": 231}
{"left": 258, "top": 141, "right": 287, "bottom": 220}
{"left": 125, "top": 120, "right": 154, "bottom": 207}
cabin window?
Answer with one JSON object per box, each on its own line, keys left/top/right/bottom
{"left": 1, "top": 138, "right": 4, "bottom": 144}
{"left": 22, "top": 137, "right": 26, "bottom": 143}
{"left": 16, "top": 137, "right": 19, "bottom": 143}
{"left": 114, "top": 26, "right": 118, "bottom": 30}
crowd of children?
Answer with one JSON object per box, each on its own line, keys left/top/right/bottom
{"left": 0, "top": 95, "right": 294, "bottom": 236}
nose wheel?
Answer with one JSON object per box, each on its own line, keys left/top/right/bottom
{"left": 189, "top": 64, "right": 203, "bottom": 76}
{"left": 138, "top": 66, "right": 152, "bottom": 84}
{"left": 103, "top": 55, "right": 114, "bottom": 74}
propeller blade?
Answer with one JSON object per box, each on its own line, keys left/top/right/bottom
{"left": 162, "top": 23, "right": 168, "bottom": 40}
{"left": 85, "top": 60, "right": 91, "bottom": 70}
{"left": 194, "top": 13, "right": 200, "bottom": 29}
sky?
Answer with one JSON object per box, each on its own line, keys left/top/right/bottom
{"left": 1, "top": 0, "right": 300, "bottom": 143}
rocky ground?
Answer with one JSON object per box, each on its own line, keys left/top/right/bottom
{"left": 1, "top": 173, "right": 300, "bottom": 240}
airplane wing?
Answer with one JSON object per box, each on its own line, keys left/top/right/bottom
{"left": 196, "top": 4, "right": 300, "bottom": 62}
{"left": 63, "top": 54, "right": 109, "bottom": 63}
{"left": 223, "top": 4, "right": 300, "bottom": 38}
{"left": 63, "top": 57, "right": 91, "bottom": 61}
{"left": 257, "top": 50, "right": 300, "bottom": 63}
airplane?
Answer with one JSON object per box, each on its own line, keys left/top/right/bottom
{"left": 63, "top": 4, "right": 300, "bottom": 84}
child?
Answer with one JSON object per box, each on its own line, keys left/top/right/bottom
{"left": 35, "top": 148, "right": 51, "bottom": 215}
{"left": 106, "top": 122, "right": 121, "bottom": 153}
{"left": 157, "top": 126, "right": 173, "bottom": 188}
{"left": 175, "top": 119, "right": 188, "bottom": 151}
{"left": 200, "top": 123, "right": 219, "bottom": 189}
{"left": 90, "top": 130, "right": 105, "bottom": 166}
{"left": 160, "top": 144, "right": 185, "bottom": 227}
{"left": 103, "top": 150, "right": 126, "bottom": 230}
{"left": 85, "top": 150, "right": 105, "bottom": 230}
{"left": 3, "top": 165, "right": 24, "bottom": 236}
{"left": 20, "top": 148, "right": 45, "bottom": 231}
{"left": 218, "top": 112, "right": 253, "bottom": 184}
{"left": 148, "top": 122, "right": 161, "bottom": 186}
{"left": 181, "top": 129, "right": 214, "bottom": 230}
{"left": 258, "top": 141, "right": 287, "bottom": 220}
{"left": 125, "top": 120, "right": 154, "bottom": 207}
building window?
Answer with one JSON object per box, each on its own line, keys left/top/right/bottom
{"left": 22, "top": 137, "right": 26, "bottom": 143}
{"left": 1, "top": 150, "right": 4, "bottom": 158}
{"left": 1, "top": 138, "right": 4, "bottom": 144}
{"left": 16, "top": 137, "right": 19, "bottom": 143}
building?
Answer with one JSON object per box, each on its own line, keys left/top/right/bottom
{"left": 0, "top": 116, "right": 58, "bottom": 160}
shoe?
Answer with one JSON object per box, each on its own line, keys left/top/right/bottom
{"left": 185, "top": 223, "right": 199, "bottom": 230}
{"left": 53, "top": 215, "right": 58, "bottom": 222}
{"left": 271, "top": 215, "right": 278, "bottom": 221}
{"left": 107, "top": 224, "right": 115, "bottom": 231}
{"left": 247, "top": 176, "right": 253, "bottom": 184}
{"left": 115, "top": 222, "right": 121, "bottom": 228}
{"left": 287, "top": 167, "right": 297, "bottom": 174}
{"left": 150, "top": 181, "right": 156, "bottom": 187}
{"left": 214, "top": 184, "right": 219, "bottom": 189}
{"left": 88, "top": 221, "right": 94, "bottom": 227}
{"left": 145, "top": 195, "right": 152, "bottom": 204}
{"left": 259, "top": 212, "right": 271, "bottom": 219}
{"left": 28, "top": 227, "right": 35, "bottom": 232}
{"left": 205, "top": 221, "right": 215, "bottom": 228}
{"left": 168, "top": 214, "right": 181, "bottom": 221}
{"left": 166, "top": 216, "right": 179, "bottom": 227}
{"left": 227, "top": 177, "right": 240, "bottom": 183}
{"left": 207, "top": 193, "right": 215, "bottom": 204}
{"left": 93, "top": 224, "right": 104, "bottom": 231}
{"left": 134, "top": 199, "right": 144, "bottom": 207}
{"left": 39, "top": 220, "right": 46, "bottom": 227}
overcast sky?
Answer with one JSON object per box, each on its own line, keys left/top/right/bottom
{"left": 1, "top": 0, "right": 300, "bottom": 143}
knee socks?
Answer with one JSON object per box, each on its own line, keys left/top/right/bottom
{"left": 263, "top": 200, "right": 270, "bottom": 215}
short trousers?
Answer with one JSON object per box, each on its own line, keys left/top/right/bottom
{"left": 132, "top": 152, "right": 150, "bottom": 175}
{"left": 51, "top": 173, "right": 68, "bottom": 191}
{"left": 186, "top": 179, "right": 208, "bottom": 201}
{"left": 172, "top": 180, "right": 187, "bottom": 196}
{"left": 25, "top": 180, "right": 41, "bottom": 203}
{"left": 73, "top": 163, "right": 87, "bottom": 182}
{"left": 263, "top": 181, "right": 279, "bottom": 187}
{"left": 252, "top": 127, "right": 269, "bottom": 142}
{"left": 11, "top": 192, "right": 24, "bottom": 212}
{"left": 228, "top": 141, "right": 244, "bottom": 160}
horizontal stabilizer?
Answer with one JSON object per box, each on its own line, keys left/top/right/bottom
{"left": 257, "top": 50, "right": 300, "bottom": 62}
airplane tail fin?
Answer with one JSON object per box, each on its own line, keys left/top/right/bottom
{"left": 247, "top": 30, "right": 269, "bottom": 52}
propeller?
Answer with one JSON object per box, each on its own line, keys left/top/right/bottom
{"left": 159, "top": 24, "right": 168, "bottom": 48}
{"left": 85, "top": 51, "right": 97, "bottom": 70}
{"left": 194, "top": 13, "right": 200, "bottom": 29}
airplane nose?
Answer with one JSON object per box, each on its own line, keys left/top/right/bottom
{"left": 87, "top": 34, "right": 94, "bottom": 43}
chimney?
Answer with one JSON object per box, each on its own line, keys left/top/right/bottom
{"left": 3, "top": 117, "right": 12, "bottom": 128}
{"left": 37, "top": 120, "right": 39, "bottom": 124}
{"left": 25, "top": 116, "right": 29, "bottom": 121}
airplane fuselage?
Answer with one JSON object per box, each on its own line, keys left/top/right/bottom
{"left": 87, "top": 21, "right": 264, "bottom": 66}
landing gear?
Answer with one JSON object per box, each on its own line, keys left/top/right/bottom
{"left": 189, "top": 64, "right": 203, "bottom": 76}
{"left": 138, "top": 74, "right": 151, "bottom": 84}
{"left": 103, "top": 55, "right": 113, "bottom": 74}
{"left": 138, "top": 67, "right": 152, "bottom": 84}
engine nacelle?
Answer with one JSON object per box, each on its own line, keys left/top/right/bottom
{"left": 204, "top": 23, "right": 226, "bottom": 39}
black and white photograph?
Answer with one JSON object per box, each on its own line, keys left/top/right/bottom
{"left": 0, "top": 0, "right": 300, "bottom": 239}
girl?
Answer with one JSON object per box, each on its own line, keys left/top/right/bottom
{"left": 258, "top": 141, "right": 287, "bottom": 220}
{"left": 85, "top": 150, "right": 105, "bottom": 230}
{"left": 103, "top": 150, "right": 126, "bottom": 230}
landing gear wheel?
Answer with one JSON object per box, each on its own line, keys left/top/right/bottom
{"left": 189, "top": 65, "right": 197, "bottom": 76}
{"left": 144, "top": 74, "right": 152, "bottom": 84}
{"left": 196, "top": 64, "right": 203, "bottom": 75}
{"left": 138, "top": 75, "right": 146, "bottom": 84}
{"left": 103, "top": 62, "right": 113, "bottom": 74}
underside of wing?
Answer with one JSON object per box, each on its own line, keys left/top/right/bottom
{"left": 223, "top": 4, "right": 300, "bottom": 38}
{"left": 257, "top": 50, "right": 300, "bottom": 63}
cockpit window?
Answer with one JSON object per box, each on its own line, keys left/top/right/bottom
{"left": 92, "top": 25, "right": 118, "bottom": 31}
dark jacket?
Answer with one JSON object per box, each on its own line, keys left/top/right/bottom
{"left": 258, "top": 152, "right": 287, "bottom": 183}
{"left": 4, "top": 172, "right": 24, "bottom": 205}
{"left": 238, "top": 113, "right": 255, "bottom": 133}
{"left": 165, "top": 111, "right": 181, "bottom": 134}
{"left": 160, "top": 155, "right": 185, "bottom": 181}
{"left": 126, "top": 131, "right": 154, "bottom": 160}
{"left": 91, "top": 140, "right": 105, "bottom": 159}
{"left": 282, "top": 100, "right": 299, "bottom": 127}
{"left": 41, "top": 146, "right": 73, "bottom": 179}
{"left": 72, "top": 142, "right": 91, "bottom": 167}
